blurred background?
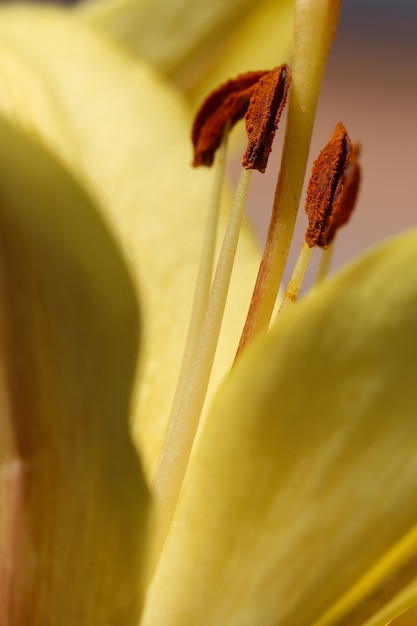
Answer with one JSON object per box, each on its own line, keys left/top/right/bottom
{"left": 244, "top": 0, "right": 417, "bottom": 289}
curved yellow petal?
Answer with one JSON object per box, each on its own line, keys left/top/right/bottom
{"left": 363, "top": 584, "right": 417, "bottom": 626}
{"left": 0, "top": 117, "right": 149, "bottom": 623}
{"left": 78, "top": 0, "right": 294, "bottom": 97}
{"left": 78, "top": 0, "right": 264, "bottom": 74}
{"left": 143, "top": 229, "right": 417, "bottom": 625}
{"left": 315, "top": 525, "right": 417, "bottom": 625}
{"left": 0, "top": 5, "right": 261, "bottom": 480}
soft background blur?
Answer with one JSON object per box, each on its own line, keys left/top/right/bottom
{"left": 243, "top": 0, "right": 417, "bottom": 291}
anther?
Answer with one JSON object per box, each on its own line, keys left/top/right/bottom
{"left": 242, "top": 65, "right": 290, "bottom": 173}
{"left": 328, "top": 143, "right": 361, "bottom": 239}
{"left": 192, "top": 71, "right": 268, "bottom": 167}
{"left": 304, "top": 123, "right": 360, "bottom": 249}
{"left": 192, "top": 66, "right": 290, "bottom": 171}
{"left": 279, "top": 125, "right": 360, "bottom": 312}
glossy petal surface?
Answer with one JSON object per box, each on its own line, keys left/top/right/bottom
{"left": 0, "top": 118, "right": 148, "bottom": 624}
{"left": 143, "top": 229, "right": 417, "bottom": 626}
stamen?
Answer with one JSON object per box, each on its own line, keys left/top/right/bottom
{"left": 304, "top": 123, "right": 353, "bottom": 249}
{"left": 192, "top": 70, "right": 268, "bottom": 167}
{"left": 279, "top": 242, "right": 313, "bottom": 312}
{"left": 153, "top": 68, "right": 289, "bottom": 552}
{"left": 152, "top": 165, "right": 252, "bottom": 561}
{"left": 159, "top": 129, "right": 229, "bottom": 481}
{"left": 242, "top": 65, "right": 290, "bottom": 173}
{"left": 311, "top": 137, "right": 361, "bottom": 283}
{"left": 279, "top": 126, "right": 360, "bottom": 311}
{"left": 236, "top": 0, "right": 342, "bottom": 357}
{"left": 192, "top": 65, "right": 290, "bottom": 171}
{"left": 329, "top": 143, "right": 361, "bottom": 239}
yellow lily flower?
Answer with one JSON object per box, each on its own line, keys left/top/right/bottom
{"left": 0, "top": 1, "right": 416, "bottom": 625}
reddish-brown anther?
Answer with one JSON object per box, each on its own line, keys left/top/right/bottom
{"left": 242, "top": 64, "right": 290, "bottom": 173}
{"left": 304, "top": 123, "right": 360, "bottom": 248}
{"left": 328, "top": 144, "right": 361, "bottom": 240}
{"left": 192, "top": 71, "right": 268, "bottom": 167}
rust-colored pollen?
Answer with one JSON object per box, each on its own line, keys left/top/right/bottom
{"left": 242, "top": 65, "right": 290, "bottom": 173}
{"left": 192, "top": 65, "right": 291, "bottom": 170}
{"left": 304, "top": 123, "right": 360, "bottom": 248}
{"left": 328, "top": 144, "right": 361, "bottom": 240}
{"left": 191, "top": 71, "right": 268, "bottom": 167}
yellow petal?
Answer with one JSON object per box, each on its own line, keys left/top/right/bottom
{"left": 0, "top": 5, "right": 261, "bottom": 480}
{"left": 188, "top": 0, "right": 294, "bottom": 111}
{"left": 78, "top": 0, "right": 294, "bottom": 97}
{"left": 0, "top": 117, "right": 149, "bottom": 623}
{"left": 363, "top": 582, "right": 417, "bottom": 626}
{"left": 143, "top": 228, "right": 417, "bottom": 625}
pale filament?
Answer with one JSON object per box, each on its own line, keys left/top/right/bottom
{"left": 152, "top": 157, "right": 251, "bottom": 564}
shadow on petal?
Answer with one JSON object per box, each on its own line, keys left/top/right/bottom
{"left": 0, "top": 118, "right": 150, "bottom": 625}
